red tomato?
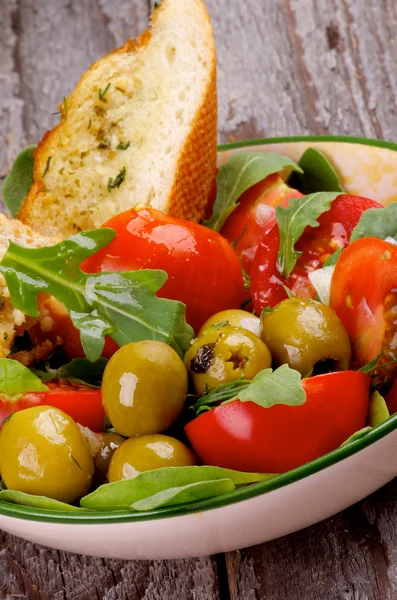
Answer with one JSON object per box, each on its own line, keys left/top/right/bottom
{"left": 82, "top": 208, "right": 243, "bottom": 332}
{"left": 330, "top": 237, "right": 397, "bottom": 377}
{"left": 0, "top": 383, "right": 104, "bottom": 432}
{"left": 386, "top": 379, "right": 397, "bottom": 415}
{"left": 251, "top": 194, "right": 383, "bottom": 313}
{"left": 220, "top": 174, "right": 303, "bottom": 275}
{"left": 185, "top": 371, "right": 370, "bottom": 473}
{"left": 37, "top": 294, "right": 118, "bottom": 361}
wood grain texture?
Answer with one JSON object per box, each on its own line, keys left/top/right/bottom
{"left": 2, "top": 0, "right": 397, "bottom": 599}
{"left": 226, "top": 485, "right": 397, "bottom": 600}
{"left": 0, "top": 530, "right": 221, "bottom": 600}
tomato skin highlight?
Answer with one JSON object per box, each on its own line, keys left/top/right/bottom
{"left": 0, "top": 383, "right": 104, "bottom": 432}
{"left": 185, "top": 371, "right": 370, "bottom": 473}
{"left": 220, "top": 174, "right": 303, "bottom": 275}
{"left": 82, "top": 208, "right": 243, "bottom": 332}
{"left": 330, "top": 237, "right": 397, "bottom": 375}
{"left": 251, "top": 194, "right": 383, "bottom": 313}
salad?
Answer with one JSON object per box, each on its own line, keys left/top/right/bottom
{"left": 0, "top": 145, "right": 395, "bottom": 514}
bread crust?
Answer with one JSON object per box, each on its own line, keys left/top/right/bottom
{"left": 19, "top": 0, "right": 217, "bottom": 237}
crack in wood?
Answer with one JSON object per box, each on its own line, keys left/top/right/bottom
{"left": 284, "top": 0, "right": 324, "bottom": 135}
{"left": 340, "top": 0, "right": 384, "bottom": 139}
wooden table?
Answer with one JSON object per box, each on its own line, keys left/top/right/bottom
{"left": 1, "top": 1, "right": 397, "bottom": 598}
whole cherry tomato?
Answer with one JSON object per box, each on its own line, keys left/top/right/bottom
{"left": 185, "top": 371, "right": 370, "bottom": 473}
{"left": 0, "top": 382, "right": 104, "bottom": 432}
{"left": 330, "top": 237, "right": 397, "bottom": 379}
{"left": 251, "top": 194, "right": 383, "bottom": 313}
{"left": 82, "top": 208, "right": 243, "bottom": 332}
{"left": 221, "top": 174, "right": 303, "bottom": 275}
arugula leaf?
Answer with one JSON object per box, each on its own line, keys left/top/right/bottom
{"left": 203, "top": 152, "right": 302, "bottom": 231}
{"left": 359, "top": 352, "right": 383, "bottom": 374}
{"left": 229, "top": 364, "right": 306, "bottom": 408}
{"left": 2, "top": 145, "right": 36, "bottom": 217}
{"left": 368, "top": 391, "right": 390, "bottom": 428}
{"left": 350, "top": 203, "right": 397, "bottom": 243}
{"left": 0, "top": 359, "right": 48, "bottom": 398}
{"left": 339, "top": 427, "right": 373, "bottom": 448}
{"left": 0, "top": 489, "right": 90, "bottom": 512}
{"left": 260, "top": 306, "right": 275, "bottom": 318}
{"left": 323, "top": 247, "right": 343, "bottom": 267}
{"left": 36, "top": 358, "right": 107, "bottom": 387}
{"left": 131, "top": 479, "right": 235, "bottom": 511}
{"left": 288, "top": 148, "right": 344, "bottom": 194}
{"left": 276, "top": 192, "right": 340, "bottom": 278}
{"left": 0, "top": 230, "right": 193, "bottom": 362}
{"left": 81, "top": 465, "right": 277, "bottom": 510}
{"left": 191, "top": 378, "right": 251, "bottom": 413}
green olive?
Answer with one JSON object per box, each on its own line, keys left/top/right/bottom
{"left": 261, "top": 298, "right": 351, "bottom": 376}
{"left": 184, "top": 325, "right": 272, "bottom": 395}
{"left": 199, "top": 309, "right": 262, "bottom": 338}
{"left": 102, "top": 341, "right": 188, "bottom": 437}
{"left": 94, "top": 432, "right": 126, "bottom": 484}
{"left": 108, "top": 434, "right": 198, "bottom": 482}
{"left": 0, "top": 406, "right": 94, "bottom": 503}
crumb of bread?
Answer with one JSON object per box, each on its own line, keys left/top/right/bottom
{"left": 0, "top": 214, "right": 60, "bottom": 360}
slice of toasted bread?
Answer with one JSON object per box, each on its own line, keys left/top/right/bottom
{"left": 0, "top": 215, "right": 60, "bottom": 359}
{"left": 19, "top": 0, "right": 217, "bottom": 238}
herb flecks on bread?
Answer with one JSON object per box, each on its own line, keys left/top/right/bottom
{"left": 19, "top": 0, "right": 217, "bottom": 238}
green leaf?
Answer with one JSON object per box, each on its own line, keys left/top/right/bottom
{"left": 0, "top": 489, "right": 90, "bottom": 512}
{"left": 282, "top": 285, "right": 296, "bottom": 299}
{"left": 0, "top": 229, "right": 193, "bottom": 362}
{"left": 192, "top": 378, "right": 252, "bottom": 413}
{"left": 228, "top": 364, "right": 306, "bottom": 408}
{"left": 288, "top": 148, "right": 344, "bottom": 194}
{"left": 276, "top": 192, "right": 340, "bottom": 278}
{"left": 0, "top": 359, "right": 48, "bottom": 399}
{"left": 81, "top": 465, "right": 277, "bottom": 510}
{"left": 359, "top": 352, "right": 383, "bottom": 374}
{"left": 203, "top": 152, "right": 302, "bottom": 231}
{"left": 368, "top": 391, "right": 390, "bottom": 428}
{"left": 2, "top": 146, "right": 36, "bottom": 217}
{"left": 131, "top": 479, "right": 235, "bottom": 511}
{"left": 323, "top": 247, "right": 343, "bottom": 267}
{"left": 350, "top": 203, "right": 397, "bottom": 243}
{"left": 35, "top": 358, "right": 107, "bottom": 387}
{"left": 340, "top": 427, "right": 373, "bottom": 448}
{"left": 260, "top": 306, "right": 275, "bottom": 318}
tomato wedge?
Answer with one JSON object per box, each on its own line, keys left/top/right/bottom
{"left": 82, "top": 208, "right": 243, "bottom": 332}
{"left": 0, "top": 383, "right": 104, "bottom": 432}
{"left": 330, "top": 237, "right": 397, "bottom": 378}
{"left": 220, "top": 174, "right": 303, "bottom": 275}
{"left": 185, "top": 371, "right": 370, "bottom": 473}
{"left": 251, "top": 194, "right": 382, "bottom": 313}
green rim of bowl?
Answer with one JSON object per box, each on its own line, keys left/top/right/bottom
{"left": 2, "top": 134, "right": 397, "bottom": 525}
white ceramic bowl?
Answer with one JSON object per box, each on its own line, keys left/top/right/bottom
{"left": 1, "top": 135, "right": 397, "bottom": 560}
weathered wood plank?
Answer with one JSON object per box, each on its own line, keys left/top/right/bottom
{"left": 0, "top": 530, "right": 221, "bottom": 600}
{"left": 226, "top": 482, "right": 397, "bottom": 600}
{"left": 206, "top": 0, "right": 397, "bottom": 143}
{"left": 0, "top": 0, "right": 26, "bottom": 181}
